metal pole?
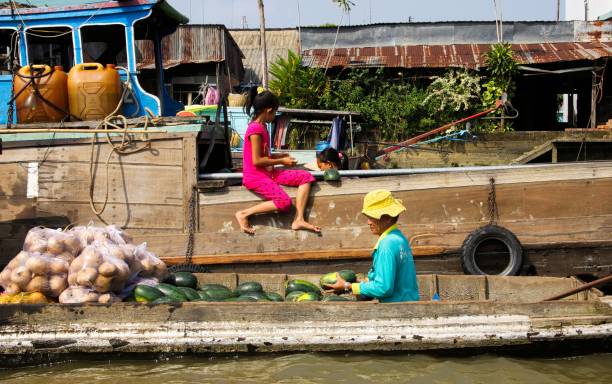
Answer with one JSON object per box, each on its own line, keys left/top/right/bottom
{"left": 199, "top": 161, "right": 590, "bottom": 180}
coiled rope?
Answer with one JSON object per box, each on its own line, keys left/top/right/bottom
{"left": 88, "top": 66, "right": 155, "bottom": 224}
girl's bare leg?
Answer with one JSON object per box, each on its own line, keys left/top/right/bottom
{"left": 235, "top": 201, "right": 277, "bottom": 234}
{"left": 291, "top": 183, "right": 321, "bottom": 233}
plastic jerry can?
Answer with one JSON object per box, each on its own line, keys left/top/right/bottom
{"left": 68, "top": 63, "right": 121, "bottom": 121}
{"left": 13, "top": 65, "right": 69, "bottom": 123}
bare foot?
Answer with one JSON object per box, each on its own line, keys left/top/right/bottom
{"left": 291, "top": 219, "right": 321, "bottom": 233}
{"left": 235, "top": 211, "right": 255, "bottom": 234}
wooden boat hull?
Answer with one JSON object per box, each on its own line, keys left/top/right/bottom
{"left": 1, "top": 131, "right": 612, "bottom": 276}
{"left": 1, "top": 274, "right": 610, "bottom": 367}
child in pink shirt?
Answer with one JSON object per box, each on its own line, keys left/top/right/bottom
{"left": 235, "top": 88, "right": 320, "bottom": 234}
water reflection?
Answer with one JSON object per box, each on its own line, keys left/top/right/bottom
{"left": 0, "top": 353, "right": 611, "bottom": 384}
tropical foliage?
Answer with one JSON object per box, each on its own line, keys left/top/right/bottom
{"left": 481, "top": 42, "right": 519, "bottom": 131}
{"left": 268, "top": 42, "right": 520, "bottom": 145}
{"left": 269, "top": 50, "right": 328, "bottom": 109}
{"left": 333, "top": 0, "right": 355, "bottom": 11}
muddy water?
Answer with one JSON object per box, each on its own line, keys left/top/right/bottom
{"left": 1, "top": 353, "right": 611, "bottom": 383}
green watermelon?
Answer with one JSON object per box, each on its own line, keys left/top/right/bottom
{"left": 323, "top": 169, "right": 340, "bottom": 181}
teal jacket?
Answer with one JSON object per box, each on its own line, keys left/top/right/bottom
{"left": 352, "top": 225, "right": 419, "bottom": 302}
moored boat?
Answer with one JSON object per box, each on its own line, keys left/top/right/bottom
{"left": 0, "top": 273, "right": 610, "bottom": 367}
{"left": 1, "top": 1, "right": 611, "bottom": 278}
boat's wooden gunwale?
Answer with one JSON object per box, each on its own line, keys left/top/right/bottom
{"left": 0, "top": 299, "right": 610, "bottom": 365}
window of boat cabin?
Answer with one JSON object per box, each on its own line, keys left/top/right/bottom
{"left": 25, "top": 27, "right": 74, "bottom": 70}
{"left": 0, "top": 29, "right": 18, "bottom": 74}
{"left": 80, "top": 24, "right": 127, "bottom": 67}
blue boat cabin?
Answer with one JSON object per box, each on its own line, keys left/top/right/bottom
{"left": 0, "top": 0, "right": 189, "bottom": 124}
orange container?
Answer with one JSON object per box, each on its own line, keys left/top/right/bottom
{"left": 13, "top": 65, "right": 69, "bottom": 124}
{"left": 68, "top": 63, "right": 121, "bottom": 121}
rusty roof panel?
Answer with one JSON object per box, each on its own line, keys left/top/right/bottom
{"left": 137, "top": 25, "right": 244, "bottom": 80}
{"left": 302, "top": 42, "right": 612, "bottom": 69}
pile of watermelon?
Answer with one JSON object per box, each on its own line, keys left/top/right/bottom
{"left": 131, "top": 270, "right": 359, "bottom": 304}
{"left": 132, "top": 272, "right": 283, "bottom": 303}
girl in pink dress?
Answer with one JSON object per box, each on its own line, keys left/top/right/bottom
{"left": 235, "top": 88, "right": 320, "bottom": 234}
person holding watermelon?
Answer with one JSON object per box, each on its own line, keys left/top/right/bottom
{"left": 326, "top": 189, "right": 420, "bottom": 302}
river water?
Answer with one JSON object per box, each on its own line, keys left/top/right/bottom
{"left": 1, "top": 353, "right": 611, "bottom": 383}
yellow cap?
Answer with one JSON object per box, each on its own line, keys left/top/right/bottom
{"left": 361, "top": 189, "right": 406, "bottom": 219}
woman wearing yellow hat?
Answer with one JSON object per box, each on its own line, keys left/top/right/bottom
{"left": 327, "top": 189, "right": 419, "bottom": 302}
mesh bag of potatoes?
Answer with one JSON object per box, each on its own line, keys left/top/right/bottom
{"left": 0, "top": 251, "right": 69, "bottom": 297}
{"left": 68, "top": 224, "right": 166, "bottom": 281}
{"left": 23, "top": 227, "right": 83, "bottom": 261}
{"left": 0, "top": 227, "right": 81, "bottom": 298}
{"left": 66, "top": 241, "right": 131, "bottom": 295}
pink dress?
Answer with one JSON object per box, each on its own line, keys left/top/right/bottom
{"left": 242, "top": 121, "right": 315, "bottom": 212}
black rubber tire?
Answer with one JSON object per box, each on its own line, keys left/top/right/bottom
{"left": 461, "top": 225, "right": 523, "bottom": 276}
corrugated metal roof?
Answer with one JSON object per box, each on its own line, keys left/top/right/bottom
{"left": 230, "top": 29, "right": 299, "bottom": 84}
{"left": 301, "top": 21, "right": 611, "bottom": 50}
{"left": 137, "top": 24, "right": 244, "bottom": 79}
{"left": 301, "top": 42, "right": 612, "bottom": 69}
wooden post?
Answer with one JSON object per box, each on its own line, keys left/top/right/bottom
{"left": 153, "top": 29, "right": 165, "bottom": 114}
{"left": 257, "top": 0, "right": 269, "bottom": 89}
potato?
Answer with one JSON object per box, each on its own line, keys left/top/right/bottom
{"left": 63, "top": 236, "right": 82, "bottom": 255}
{"left": 46, "top": 236, "right": 65, "bottom": 255}
{"left": 140, "top": 258, "right": 155, "bottom": 277}
{"left": 81, "top": 248, "right": 102, "bottom": 267}
{"left": 108, "top": 245, "right": 126, "bottom": 260}
{"left": 153, "top": 262, "right": 168, "bottom": 281}
{"left": 69, "top": 257, "right": 84, "bottom": 275}
{"left": 49, "top": 259, "right": 69, "bottom": 275}
{"left": 8, "top": 251, "right": 28, "bottom": 269}
{"left": 25, "top": 257, "right": 48, "bottom": 275}
{"left": 11, "top": 266, "right": 32, "bottom": 288}
{"left": 5, "top": 283, "right": 21, "bottom": 295}
{"left": 76, "top": 268, "right": 98, "bottom": 286}
{"left": 25, "top": 275, "right": 47, "bottom": 293}
{"left": 48, "top": 275, "right": 67, "bottom": 297}
{"left": 56, "top": 252, "right": 74, "bottom": 262}
{"left": 0, "top": 267, "right": 12, "bottom": 284}
{"left": 93, "top": 275, "right": 113, "bottom": 293}
{"left": 98, "top": 293, "right": 114, "bottom": 304}
{"left": 67, "top": 273, "right": 77, "bottom": 286}
{"left": 115, "top": 263, "right": 129, "bottom": 283}
{"left": 98, "top": 262, "right": 118, "bottom": 277}
{"left": 85, "top": 291, "right": 100, "bottom": 303}
{"left": 28, "top": 242, "right": 48, "bottom": 254}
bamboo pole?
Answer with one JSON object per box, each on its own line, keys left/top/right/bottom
{"left": 0, "top": 129, "right": 167, "bottom": 134}
{"left": 541, "top": 274, "right": 612, "bottom": 302}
